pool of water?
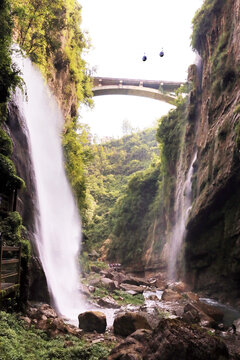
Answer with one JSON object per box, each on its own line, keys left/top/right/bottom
{"left": 200, "top": 298, "right": 240, "bottom": 327}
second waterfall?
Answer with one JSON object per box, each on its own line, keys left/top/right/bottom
{"left": 16, "top": 55, "right": 85, "bottom": 319}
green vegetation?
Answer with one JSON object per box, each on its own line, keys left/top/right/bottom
{"left": 0, "top": 0, "right": 32, "bottom": 307}
{"left": 0, "top": 0, "right": 22, "bottom": 118}
{"left": 156, "top": 99, "right": 187, "bottom": 174}
{"left": 11, "top": 0, "right": 94, "bottom": 221}
{"left": 108, "top": 165, "right": 160, "bottom": 264}
{"left": 0, "top": 311, "right": 112, "bottom": 360}
{"left": 191, "top": 0, "right": 225, "bottom": 51}
{"left": 106, "top": 99, "right": 187, "bottom": 265}
{"left": 112, "top": 290, "right": 145, "bottom": 306}
{"left": 83, "top": 128, "right": 160, "bottom": 251}
{"left": 62, "top": 121, "right": 93, "bottom": 226}
{"left": 12, "top": 0, "right": 92, "bottom": 105}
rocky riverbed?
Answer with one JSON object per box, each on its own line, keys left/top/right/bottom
{"left": 20, "top": 265, "right": 240, "bottom": 359}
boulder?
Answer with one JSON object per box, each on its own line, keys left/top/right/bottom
{"left": 101, "top": 277, "right": 118, "bottom": 291}
{"left": 78, "top": 311, "right": 106, "bottom": 333}
{"left": 195, "top": 301, "right": 224, "bottom": 323}
{"left": 155, "top": 278, "right": 167, "bottom": 290}
{"left": 108, "top": 336, "right": 144, "bottom": 360}
{"left": 113, "top": 312, "right": 152, "bottom": 337}
{"left": 112, "top": 272, "right": 128, "bottom": 285}
{"left": 108, "top": 329, "right": 152, "bottom": 360}
{"left": 162, "top": 289, "right": 182, "bottom": 302}
{"left": 90, "top": 265, "right": 101, "bottom": 273}
{"left": 109, "top": 319, "right": 229, "bottom": 360}
{"left": 35, "top": 317, "right": 83, "bottom": 338}
{"left": 35, "top": 304, "right": 58, "bottom": 320}
{"left": 167, "top": 281, "right": 189, "bottom": 293}
{"left": 88, "top": 278, "right": 101, "bottom": 287}
{"left": 183, "top": 292, "right": 199, "bottom": 302}
{"left": 122, "top": 276, "right": 149, "bottom": 287}
{"left": 101, "top": 270, "right": 114, "bottom": 279}
{"left": 183, "top": 303, "right": 217, "bottom": 329}
{"left": 98, "top": 296, "right": 121, "bottom": 309}
{"left": 143, "top": 318, "right": 229, "bottom": 360}
{"left": 120, "top": 283, "right": 144, "bottom": 294}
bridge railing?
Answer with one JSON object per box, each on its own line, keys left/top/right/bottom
{"left": 0, "top": 243, "right": 22, "bottom": 294}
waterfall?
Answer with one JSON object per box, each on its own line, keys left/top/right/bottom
{"left": 15, "top": 54, "right": 85, "bottom": 319}
{"left": 168, "top": 151, "right": 197, "bottom": 280}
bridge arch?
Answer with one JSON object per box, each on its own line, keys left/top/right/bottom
{"left": 92, "top": 77, "right": 185, "bottom": 105}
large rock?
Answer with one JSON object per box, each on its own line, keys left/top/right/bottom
{"left": 98, "top": 296, "right": 121, "bottom": 309}
{"left": 108, "top": 329, "right": 152, "bottom": 360}
{"left": 155, "top": 278, "right": 167, "bottom": 290}
{"left": 183, "top": 292, "right": 199, "bottom": 302}
{"left": 183, "top": 303, "right": 217, "bottom": 328}
{"left": 194, "top": 301, "right": 224, "bottom": 323}
{"left": 162, "top": 289, "right": 182, "bottom": 301}
{"left": 109, "top": 318, "right": 229, "bottom": 360}
{"left": 144, "top": 318, "right": 229, "bottom": 360}
{"left": 113, "top": 312, "right": 152, "bottom": 337}
{"left": 122, "top": 276, "right": 149, "bottom": 287}
{"left": 78, "top": 311, "right": 106, "bottom": 333}
{"left": 167, "top": 281, "right": 189, "bottom": 293}
{"left": 112, "top": 272, "right": 128, "bottom": 285}
{"left": 101, "top": 277, "right": 118, "bottom": 291}
{"left": 120, "top": 283, "right": 144, "bottom": 294}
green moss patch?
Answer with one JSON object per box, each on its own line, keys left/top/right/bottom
{"left": 0, "top": 311, "right": 112, "bottom": 360}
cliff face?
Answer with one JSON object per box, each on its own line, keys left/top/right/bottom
{"left": 185, "top": 0, "right": 240, "bottom": 303}
{"left": 138, "top": 1, "right": 240, "bottom": 307}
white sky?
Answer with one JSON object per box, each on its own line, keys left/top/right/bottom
{"left": 78, "top": 0, "right": 203, "bottom": 140}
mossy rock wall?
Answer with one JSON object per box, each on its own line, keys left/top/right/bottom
{"left": 184, "top": 0, "right": 240, "bottom": 303}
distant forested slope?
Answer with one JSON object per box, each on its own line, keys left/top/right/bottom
{"left": 83, "top": 128, "right": 160, "bottom": 250}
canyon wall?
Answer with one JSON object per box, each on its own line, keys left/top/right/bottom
{"left": 185, "top": 0, "right": 240, "bottom": 304}
{"left": 137, "top": 1, "right": 240, "bottom": 308}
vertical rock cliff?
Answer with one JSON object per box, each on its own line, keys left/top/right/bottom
{"left": 185, "top": 0, "right": 240, "bottom": 303}
{"left": 135, "top": 1, "right": 240, "bottom": 308}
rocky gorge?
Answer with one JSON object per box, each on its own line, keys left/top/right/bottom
{"left": 18, "top": 264, "right": 240, "bottom": 359}
{"left": 1, "top": 0, "right": 240, "bottom": 358}
{"left": 114, "top": 0, "right": 240, "bottom": 309}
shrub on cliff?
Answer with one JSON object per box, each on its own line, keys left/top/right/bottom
{"left": 0, "top": 0, "right": 22, "bottom": 116}
{"left": 191, "top": 0, "right": 226, "bottom": 51}
{"left": 11, "top": 0, "right": 92, "bottom": 106}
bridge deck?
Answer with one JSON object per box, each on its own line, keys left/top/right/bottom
{"left": 93, "top": 76, "right": 185, "bottom": 92}
{"left": 92, "top": 85, "right": 177, "bottom": 105}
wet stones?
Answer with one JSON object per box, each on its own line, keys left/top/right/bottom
{"left": 144, "top": 318, "right": 229, "bottom": 360}
{"left": 109, "top": 318, "right": 229, "bottom": 360}
{"left": 161, "top": 288, "right": 182, "bottom": 301}
{"left": 120, "top": 283, "right": 145, "bottom": 294}
{"left": 113, "top": 312, "right": 152, "bottom": 337}
{"left": 78, "top": 311, "right": 107, "bottom": 333}
{"left": 98, "top": 296, "right": 121, "bottom": 309}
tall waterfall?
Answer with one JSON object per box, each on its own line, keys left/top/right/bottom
{"left": 15, "top": 55, "right": 84, "bottom": 318}
{"left": 168, "top": 151, "right": 197, "bottom": 280}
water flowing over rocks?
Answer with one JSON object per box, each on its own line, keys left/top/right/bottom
{"left": 78, "top": 266, "right": 240, "bottom": 358}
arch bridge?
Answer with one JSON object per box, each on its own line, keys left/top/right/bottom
{"left": 92, "top": 77, "right": 186, "bottom": 105}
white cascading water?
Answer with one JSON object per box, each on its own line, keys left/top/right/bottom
{"left": 15, "top": 54, "right": 85, "bottom": 319}
{"left": 168, "top": 151, "right": 197, "bottom": 280}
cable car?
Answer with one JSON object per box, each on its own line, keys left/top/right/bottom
{"left": 142, "top": 54, "right": 147, "bottom": 61}
{"left": 159, "top": 50, "right": 164, "bottom": 57}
